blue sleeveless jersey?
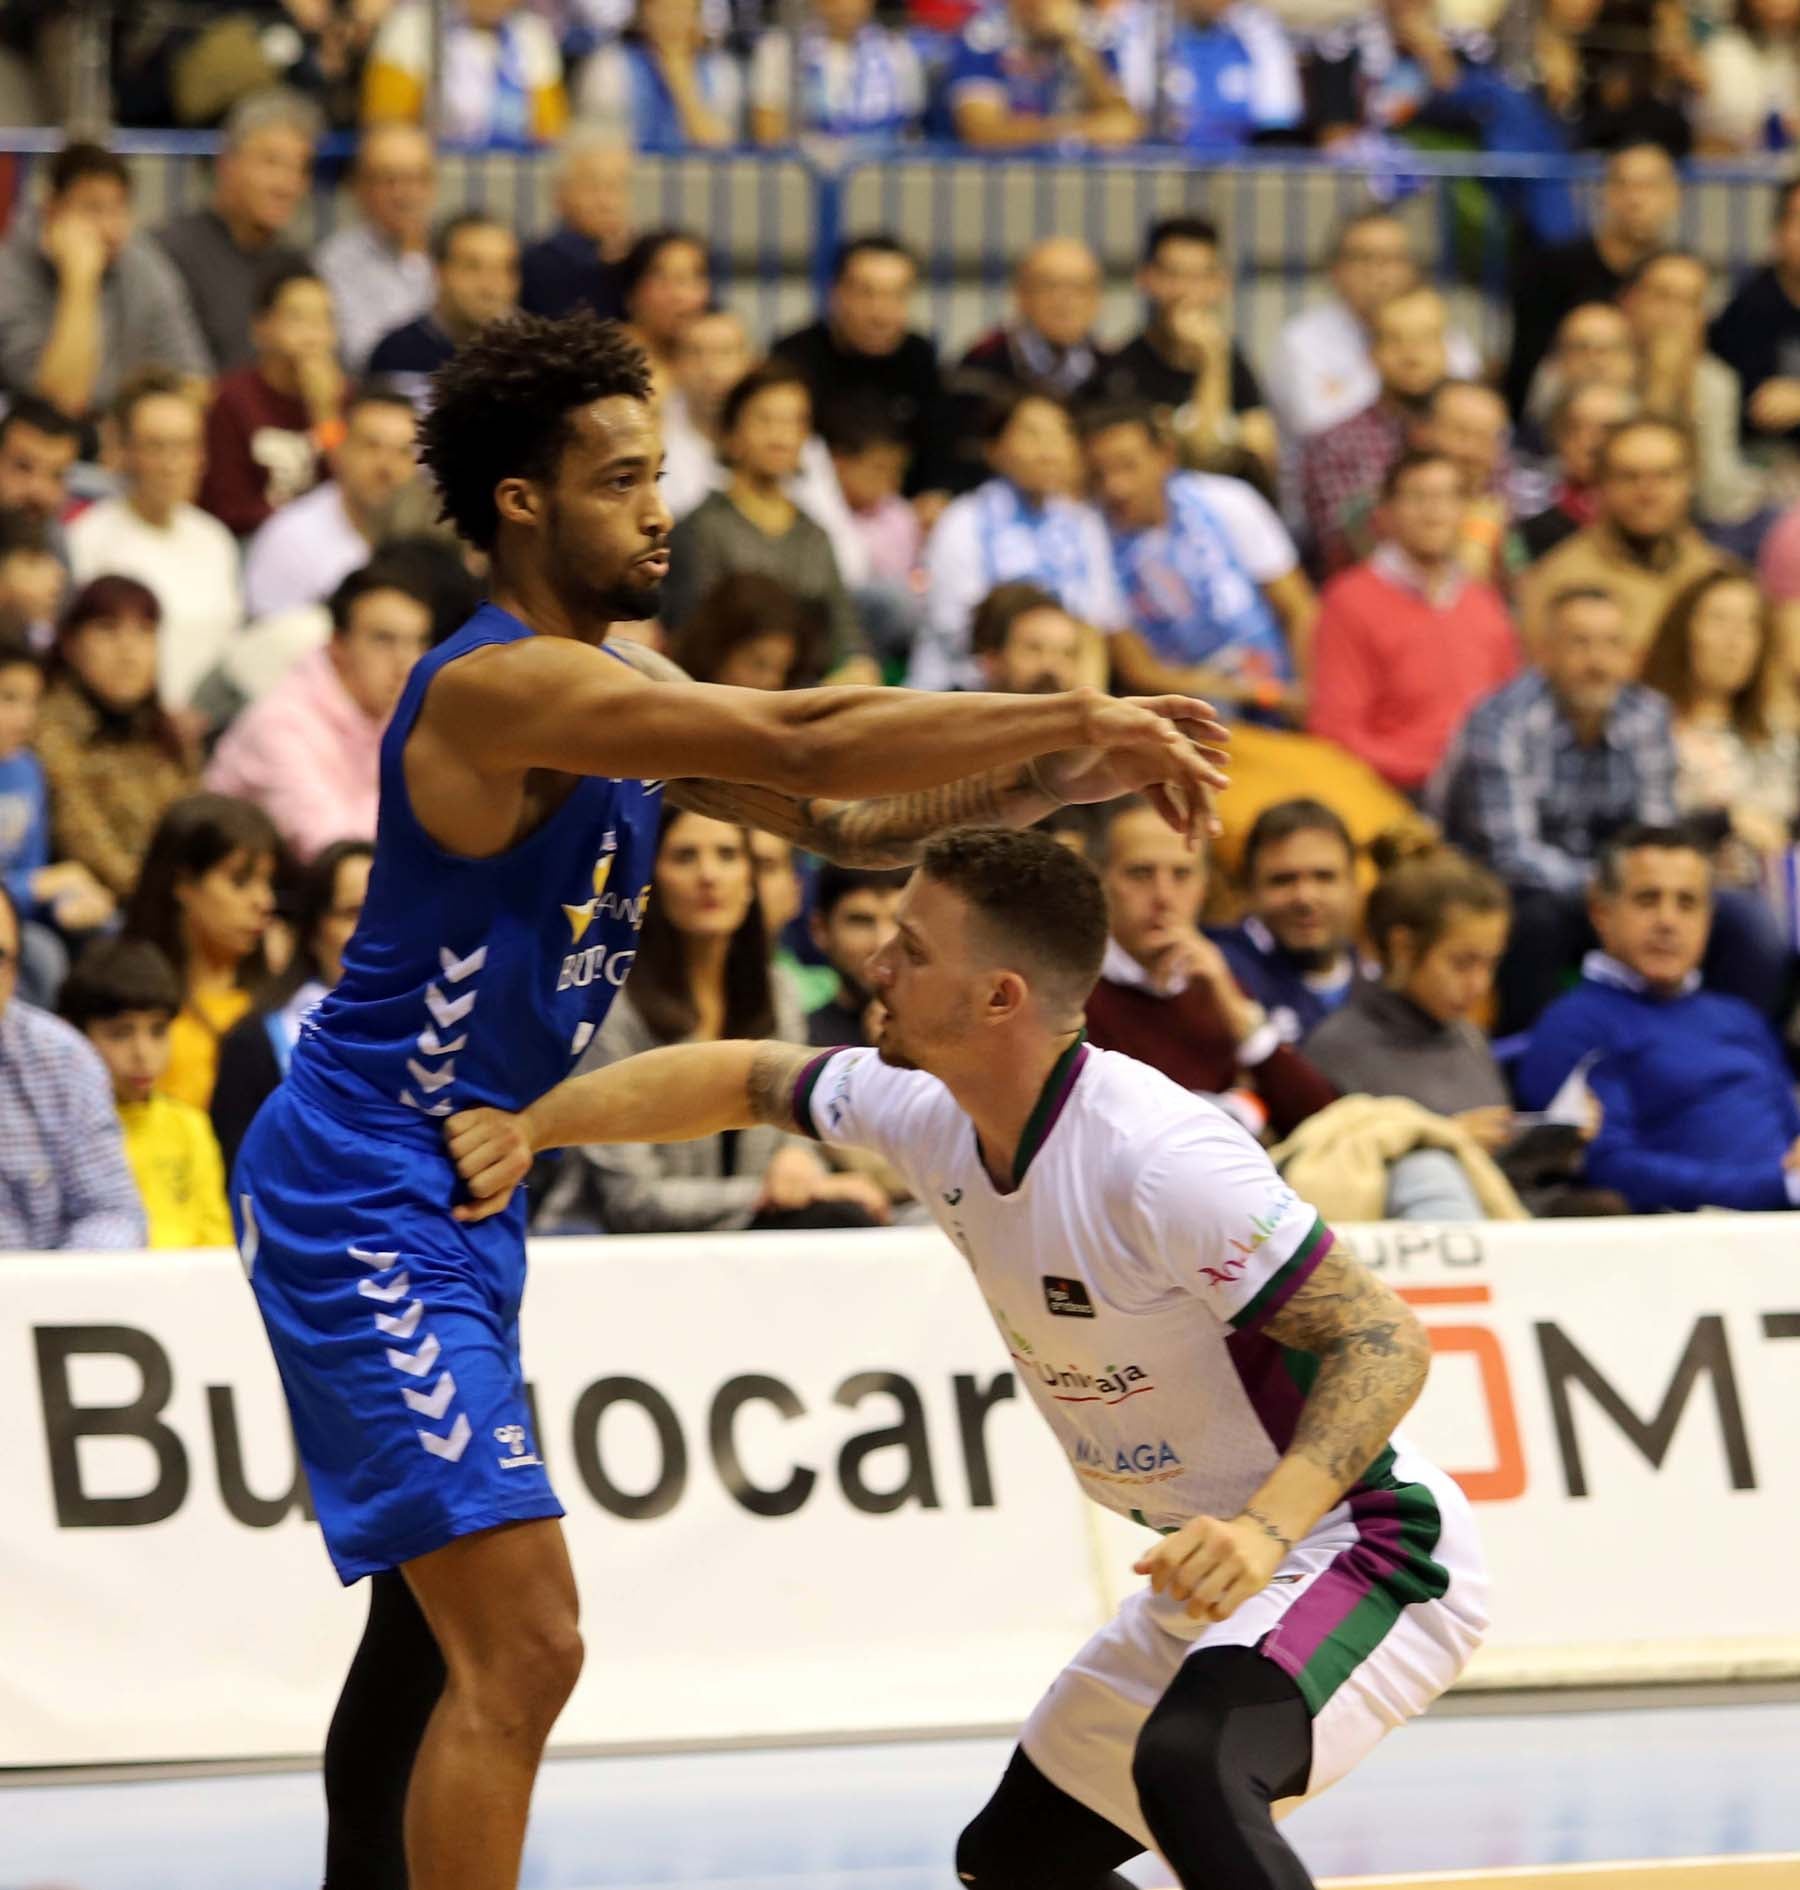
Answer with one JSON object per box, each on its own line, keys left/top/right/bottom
{"left": 289, "top": 603, "right": 662, "bottom": 1142}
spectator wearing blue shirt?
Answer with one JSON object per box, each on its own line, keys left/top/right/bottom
{"left": 1430, "top": 585, "right": 1789, "bottom": 1033}
{"left": 518, "top": 132, "right": 634, "bottom": 322}
{"left": 368, "top": 212, "right": 520, "bottom": 406}
{"left": 913, "top": 388, "right": 1125, "bottom": 690}
{"left": 0, "top": 636, "right": 113, "bottom": 1009}
{"left": 1081, "top": 402, "right": 1313, "bottom": 720}
{"left": 1161, "top": 0, "right": 1301, "bottom": 149}
{"left": 0, "top": 879, "right": 145, "bottom": 1252}
{"left": 576, "top": 0, "right": 744, "bottom": 151}
{"left": 1517, "top": 825, "right": 1800, "bottom": 1214}
{"left": 1213, "top": 799, "right": 1368, "bottom": 1046}
{"left": 750, "top": 0, "right": 926, "bottom": 143}
{"left": 935, "top": 0, "right": 1142, "bottom": 147}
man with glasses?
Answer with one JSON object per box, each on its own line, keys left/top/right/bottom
{"left": 315, "top": 124, "right": 437, "bottom": 373}
{"left": 1518, "top": 416, "right": 1722, "bottom": 657}
{"left": 0, "top": 880, "right": 145, "bottom": 1252}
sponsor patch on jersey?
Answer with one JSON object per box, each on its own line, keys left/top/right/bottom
{"left": 1043, "top": 1274, "right": 1095, "bottom": 1318}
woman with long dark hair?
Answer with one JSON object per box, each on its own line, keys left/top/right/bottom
{"left": 211, "top": 839, "right": 375, "bottom": 1175}
{"left": 1641, "top": 567, "right": 1798, "bottom": 888}
{"left": 539, "top": 804, "right": 888, "bottom": 1232}
{"left": 121, "top": 792, "right": 280, "bottom": 1111}
{"left": 34, "top": 575, "right": 199, "bottom": 899}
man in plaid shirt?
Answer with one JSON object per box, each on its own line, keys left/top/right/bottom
{"left": 1430, "top": 585, "right": 1790, "bottom": 1032}
{"left": 0, "top": 884, "right": 144, "bottom": 1251}
{"left": 1301, "top": 285, "right": 1450, "bottom": 576}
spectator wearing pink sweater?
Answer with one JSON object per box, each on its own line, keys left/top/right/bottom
{"left": 1308, "top": 451, "right": 1520, "bottom": 795}
{"left": 206, "top": 560, "right": 432, "bottom": 861}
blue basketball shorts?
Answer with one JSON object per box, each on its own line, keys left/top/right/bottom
{"left": 230, "top": 1086, "right": 563, "bottom": 1584}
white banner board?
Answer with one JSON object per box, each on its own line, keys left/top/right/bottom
{"left": 2, "top": 1218, "right": 1797, "bottom": 1767}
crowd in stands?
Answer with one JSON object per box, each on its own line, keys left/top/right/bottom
{"left": 11, "top": 0, "right": 1800, "bottom": 165}
{"left": 4, "top": 81, "right": 1800, "bottom": 1257}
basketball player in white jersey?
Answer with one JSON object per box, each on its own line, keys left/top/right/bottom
{"left": 443, "top": 826, "right": 1487, "bottom": 1890}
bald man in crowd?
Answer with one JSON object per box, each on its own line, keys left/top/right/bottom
{"left": 949, "top": 236, "right": 1107, "bottom": 490}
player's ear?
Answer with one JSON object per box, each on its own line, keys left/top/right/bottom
{"left": 986, "top": 969, "right": 1029, "bottom": 1025}
{"left": 493, "top": 476, "right": 540, "bottom": 530}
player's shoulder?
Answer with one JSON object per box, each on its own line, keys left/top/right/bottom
{"left": 808, "top": 1044, "right": 959, "bottom": 1136}
{"left": 1077, "top": 1046, "right": 1260, "bottom": 1168}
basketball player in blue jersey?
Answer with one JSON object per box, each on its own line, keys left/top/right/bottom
{"left": 229, "top": 313, "right": 1228, "bottom": 1890}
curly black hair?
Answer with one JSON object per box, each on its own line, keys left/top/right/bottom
{"left": 419, "top": 313, "right": 654, "bottom": 552}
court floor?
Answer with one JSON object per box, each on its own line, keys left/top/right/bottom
{"left": 3, "top": 1699, "right": 1797, "bottom": 1890}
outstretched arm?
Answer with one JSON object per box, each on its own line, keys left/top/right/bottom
{"left": 611, "top": 641, "right": 1229, "bottom": 864}
{"left": 445, "top": 1040, "right": 818, "bottom": 1222}
{"left": 1136, "top": 1247, "right": 1431, "bottom": 1622}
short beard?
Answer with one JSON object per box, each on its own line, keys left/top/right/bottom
{"left": 546, "top": 502, "right": 664, "bottom": 627}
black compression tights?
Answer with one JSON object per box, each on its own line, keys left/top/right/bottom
{"left": 956, "top": 1647, "right": 1315, "bottom": 1890}
{"left": 321, "top": 1570, "right": 446, "bottom": 1890}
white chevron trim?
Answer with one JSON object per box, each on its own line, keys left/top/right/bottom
{"left": 386, "top": 1331, "right": 441, "bottom": 1377}
{"left": 348, "top": 1244, "right": 399, "bottom": 1270}
{"left": 439, "top": 944, "right": 487, "bottom": 983}
{"left": 358, "top": 1269, "right": 412, "bottom": 1303}
{"left": 400, "top": 1089, "right": 454, "bottom": 1117}
{"left": 405, "top": 1056, "right": 457, "bottom": 1095}
{"left": 400, "top": 1370, "right": 458, "bottom": 1420}
{"left": 424, "top": 982, "right": 475, "bottom": 1029}
{"left": 417, "top": 1024, "right": 468, "bottom": 1056}
{"left": 570, "top": 1020, "right": 595, "bottom": 1057}
{"left": 374, "top": 1301, "right": 423, "bottom": 1341}
{"left": 238, "top": 1195, "right": 259, "bottom": 1277}
{"left": 418, "top": 1413, "right": 472, "bottom": 1462}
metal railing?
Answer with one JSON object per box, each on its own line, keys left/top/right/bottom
{"left": 0, "top": 136, "right": 1788, "bottom": 364}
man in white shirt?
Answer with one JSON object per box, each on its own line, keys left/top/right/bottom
{"left": 243, "top": 382, "right": 420, "bottom": 619}
{"left": 661, "top": 305, "right": 869, "bottom": 583}
{"left": 315, "top": 124, "right": 437, "bottom": 373}
{"left": 1266, "top": 210, "right": 1479, "bottom": 442}
{"left": 444, "top": 825, "right": 1485, "bottom": 1890}
{"left": 66, "top": 371, "right": 242, "bottom": 708}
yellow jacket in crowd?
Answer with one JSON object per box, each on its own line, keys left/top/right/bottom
{"left": 119, "top": 1095, "right": 232, "bottom": 1250}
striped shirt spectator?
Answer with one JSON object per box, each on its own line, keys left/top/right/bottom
{"left": 0, "top": 975, "right": 145, "bottom": 1251}
{"left": 1429, "top": 667, "right": 1677, "bottom": 897}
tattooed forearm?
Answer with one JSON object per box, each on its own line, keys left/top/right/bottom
{"left": 667, "top": 763, "right": 1057, "bottom": 866}
{"left": 746, "top": 1040, "right": 815, "bottom": 1134}
{"left": 1260, "top": 1249, "right": 1432, "bottom": 1494}
{"left": 808, "top": 762, "right": 1054, "bottom": 865}
{"left": 607, "top": 637, "right": 1064, "bottom": 864}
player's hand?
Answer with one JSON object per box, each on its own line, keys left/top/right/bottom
{"left": 1047, "top": 694, "right": 1230, "bottom": 843}
{"left": 446, "top": 1107, "right": 534, "bottom": 1223}
{"left": 1135, "top": 1512, "right": 1288, "bottom": 1623}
